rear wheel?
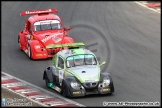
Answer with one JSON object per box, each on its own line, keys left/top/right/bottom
{"left": 18, "top": 36, "right": 23, "bottom": 51}
{"left": 45, "top": 74, "right": 50, "bottom": 88}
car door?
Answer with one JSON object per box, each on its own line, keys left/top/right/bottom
{"left": 56, "top": 56, "right": 65, "bottom": 87}
{"left": 24, "top": 20, "right": 31, "bottom": 48}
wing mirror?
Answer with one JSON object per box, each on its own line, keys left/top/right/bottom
{"left": 99, "top": 61, "right": 106, "bottom": 66}
{"left": 64, "top": 27, "right": 71, "bottom": 31}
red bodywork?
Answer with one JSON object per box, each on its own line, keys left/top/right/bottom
{"left": 18, "top": 8, "right": 74, "bottom": 59}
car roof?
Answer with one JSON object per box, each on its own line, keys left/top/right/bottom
{"left": 28, "top": 13, "right": 61, "bottom": 24}
{"left": 57, "top": 48, "right": 95, "bottom": 59}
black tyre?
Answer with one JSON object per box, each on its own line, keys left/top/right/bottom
{"left": 18, "top": 36, "right": 23, "bottom": 51}
{"left": 28, "top": 45, "right": 32, "bottom": 59}
{"left": 62, "top": 81, "right": 69, "bottom": 97}
{"left": 45, "top": 74, "right": 50, "bottom": 88}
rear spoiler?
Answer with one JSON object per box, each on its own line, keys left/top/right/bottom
{"left": 20, "top": 8, "right": 58, "bottom": 16}
{"left": 46, "top": 42, "right": 85, "bottom": 49}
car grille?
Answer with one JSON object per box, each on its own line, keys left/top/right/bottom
{"left": 83, "top": 81, "right": 98, "bottom": 89}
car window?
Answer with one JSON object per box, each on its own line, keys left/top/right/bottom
{"left": 29, "top": 22, "right": 32, "bottom": 34}
{"left": 58, "top": 56, "right": 64, "bottom": 69}
{"left": 85, "top": 55, "right": 97, "bottom": 65}
{"left": 66, "top": 54, "right": 97, "bottom": 68}
{"left": 34, "top": 20, "right": 61, "bottom": 31}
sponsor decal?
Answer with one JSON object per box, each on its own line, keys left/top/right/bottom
{"left": 102, "top": 88, "right": 110, "bottom": 92}
{"left": 53, "top": 37, "right": 62, "bottom": 43}
{"left": 40, "top": 21, "right": 52, "bottom": 24}
{"left": 2, "top": 97, "right": 32, "bottom": 106}
{"left": 36, "top": 54, "right": 43, "bottom": 56}
{"left": 35, "top": 46, "right": 40, "bottom": 49}
{"left": 55, "top": 86, "right": 61, "bottom": 92}
{"left": 41, "top": 35, "right": 54, "bottom": 43}
{"left": 2, "top": 98, "right": 6, "bottom": 106}
{"left": 63, "top": 72, "right": 66, "bottom": 78}
{"left": 73, "top": 91, "right": 81, "bottom": 94}
{"left": 51, "top": 86, "right": 61, "bottom": 92}
{"left": 26, "top": 9, "right": 51, "bottom": 14}
{"left": 41, "top": 33, "right": 63, "bottom": 43}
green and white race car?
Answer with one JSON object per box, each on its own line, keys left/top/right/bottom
{"left": 43, "top": 42, "right": 114, "bottom": 97}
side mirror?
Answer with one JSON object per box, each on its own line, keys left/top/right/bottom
{"left": 99, "top": 61, "right": 106, "bottom": 66}
{"left": 65, "top": 27, "right": 71, "bottom": 31}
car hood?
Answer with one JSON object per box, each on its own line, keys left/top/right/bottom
{"left": 33, "top": 30, "right": 64, "bottom": 46}
{"left": 66, "top": 65, "right": 100, "bottom": 83}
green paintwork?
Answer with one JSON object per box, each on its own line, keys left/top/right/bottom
{"left": 98, "top": 66, "right": 100, "bottom": 81}
{"left": 47, "top": 83, "right": 53, "bottom": 87}
{"left": 70, "top": 48, "right": 84, "bottom": 55}
{"left": 46, "top": 42, "right": 85, "bottom": 49}
{"left": 100, "top": 61, "right": 106, "bottom": 66}
{"left": 57, "top": 67, "right": 62, "bottom": 70}
{"left": 52, "top": 54, "right": 57, "bottom": 66}
{"left": 66, "top": 69, "right": 84, "bottom": 83}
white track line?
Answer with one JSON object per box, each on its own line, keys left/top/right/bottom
{"left": 134, "top": 1, "right": 160, "bottom": 13}
{"left": 1, "top": 71, "right": 85, "bottom": 107}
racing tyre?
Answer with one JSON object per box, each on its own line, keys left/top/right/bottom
{"left": 28, "top": 45, "right": 33, "bottom": 59}
{"left": 45, "top": 74, "right": 50, "bottom": 88}
{"left": 18, "top": 36, "right": 23, "bottom": 51}
{"left": 62, "top": 81, "right": 70, "bottom": 97}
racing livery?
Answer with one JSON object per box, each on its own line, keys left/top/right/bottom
{"left": 43, "top": 42, "right": 114, "bottom": 97}
{"left": 18, "top": 8, "right": 73, "bottom": 59}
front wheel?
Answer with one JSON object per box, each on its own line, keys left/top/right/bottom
{"left": 62, "top": 81, "right": 70, "bottom": 97}
{"left": 28, "top": 45, "right": 32, "bottom": 59}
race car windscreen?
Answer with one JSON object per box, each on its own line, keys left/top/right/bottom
{"left": 66, "top": 54, "right": 97, "bottom": 68}
{"left": 34, "top": 20, "right": 61, "bottom": 31}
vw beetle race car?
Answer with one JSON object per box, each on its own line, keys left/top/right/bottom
{"left": 18, "top": 8, "right": 74, "bottom": 59}
{"left": 43, "top": 42, "right": 114, "bottom": 98}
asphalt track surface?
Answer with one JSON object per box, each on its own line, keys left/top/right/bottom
{"left": 2, "top": 1, "right": 160, "bottom": 106}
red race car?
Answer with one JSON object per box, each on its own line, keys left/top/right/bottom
{"left": 18, "top": 8, "right": 74, "bottom": 59}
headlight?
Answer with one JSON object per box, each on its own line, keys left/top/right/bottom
{"left": 70, "top": 81, "right": 78, "bottom": 88}
{"left": 103, "top": 78, "right": 110, "bottom": 87}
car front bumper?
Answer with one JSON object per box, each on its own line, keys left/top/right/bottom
{"left": 68, "top": 86, "right": 114, "bottom": 97}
